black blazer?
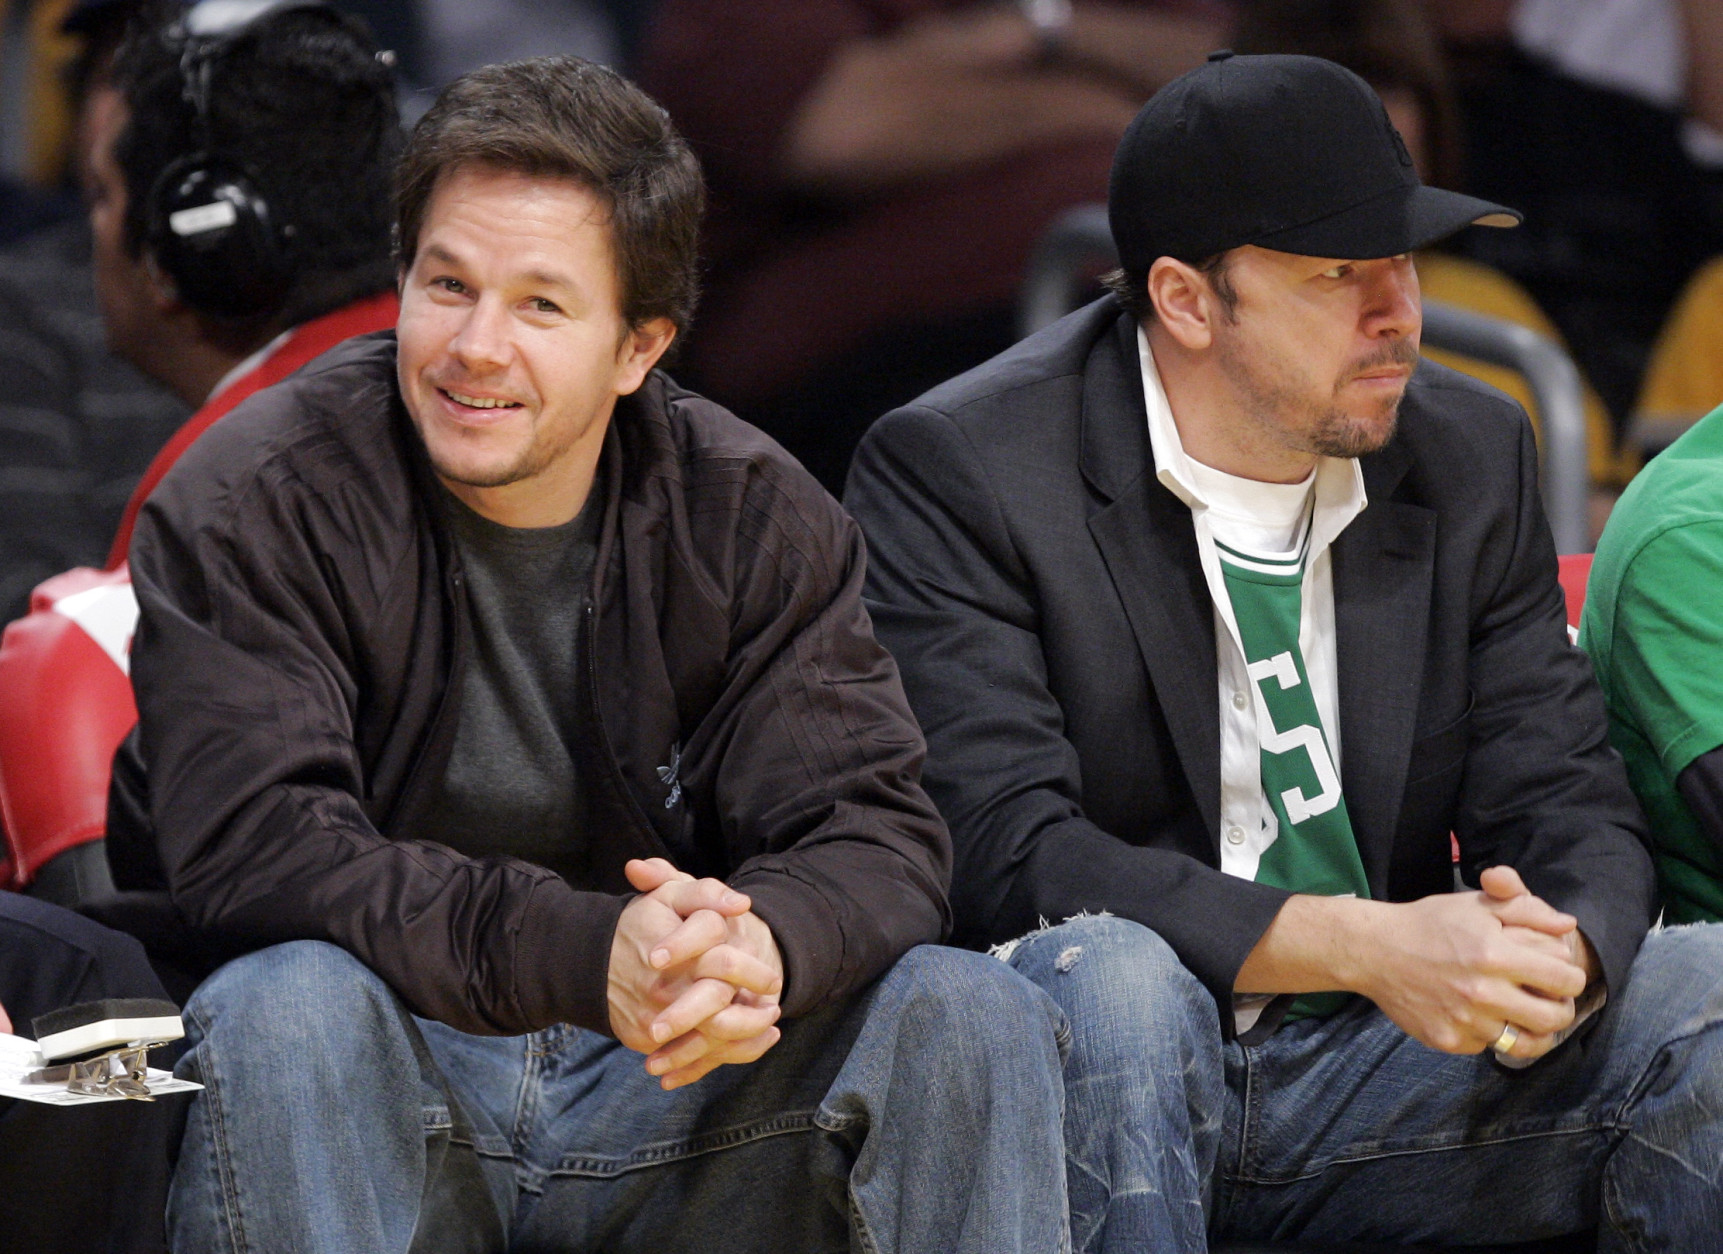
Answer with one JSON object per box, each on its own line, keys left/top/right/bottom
{"left": 846, "top": 298, "right": 1654, "bottom": 1031}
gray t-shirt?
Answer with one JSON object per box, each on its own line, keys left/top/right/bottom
{"left": 418, "top": 486, "right": 601, "bottom": 880}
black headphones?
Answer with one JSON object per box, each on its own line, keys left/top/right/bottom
{"left": 142, "top": 0, "right": 380, "bottom": 320}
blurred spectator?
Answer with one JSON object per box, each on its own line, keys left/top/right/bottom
{"left": 0, "top": 0, "right": 83, "bottom": 243}
{"left": 0, "top": 0, "right": 188, "bottom": 625}
{"left": 0, "top": 0, "right": 402, "bottom": 917}
{"left": 1513, "top": 0, "right": 1723, "bottom": 164}
{"left": 88, "top": 0, "right": 402, "bottom": 563}
{"left": 1235, "top": 0, "right": 1635, "bottom": 503}
{"left": 351, "top": 0, "right": 645, "bottom": 114}
{"left": 419, "top": 0, "right": 618, "bottom": 84}
{"left": 642, "top": 0, "right": 1233, "bottom": 492}
{"left": 1432, "top": 0, "right": 1723, "bottom": 428}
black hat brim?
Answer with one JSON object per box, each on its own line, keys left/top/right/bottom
{"left": 1249, "top": 182, "right": 1520, "bottom": 261}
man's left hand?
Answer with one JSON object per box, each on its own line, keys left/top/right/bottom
{"left": 1480, "top": 865, "right": 1601, "bottom": 1058}
{"left": 624, "top": 858, "right": 786, "bottom": 1089}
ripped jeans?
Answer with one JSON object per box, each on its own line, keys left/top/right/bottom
{"left": 1004, "top": 914, "right": 1723, "bottom": 1254}
{"left": 167, "top": 941, "right": 1071, "bottom": 1254}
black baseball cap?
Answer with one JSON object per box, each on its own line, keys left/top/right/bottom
{"left": 1108, "top": 51, "right": 1519, "bottom": 271}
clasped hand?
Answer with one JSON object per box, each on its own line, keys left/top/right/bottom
{"left": 1363, "top": 866, "right": 1596, "bottom": 1061}
{"left": 608, "top": 858, "right": 784, "bottom": 1089}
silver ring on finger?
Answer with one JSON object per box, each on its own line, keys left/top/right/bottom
{"left": 1491, "top": 1022, "right": 1519, "bottom": 1054}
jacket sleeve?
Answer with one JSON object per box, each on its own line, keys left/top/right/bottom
{"left": 127, "top": 442, "right": 626, "bottom": 1038}
{"left": 1599, "top": 518, "right": 1723, "bottom": 854}
{"left": 845, "top": 404, "right": 1292, "bottom": 1022}
{"left": 1679, "top": 750, "right": 1723, "bottom": 852}
{"left": 693, "top": 456, "right": 952, "bottom": 1019}
{"left": 1448, "top": 412, "right": 1656, "bottom": 1002}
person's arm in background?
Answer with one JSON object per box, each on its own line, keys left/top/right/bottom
{"left": 782, "top": 3, "right": 1225, "bottom": 194}
{"left": 1681, "top": 0, "right": 1723, "bottom": 134}
{"left": 1055, "top": 3, "right": 1231, "bottom": 96}
{"left": 1603, "top": 518, "right": 1723, "bottom": 857}
{"left": 1425, "top": 0, "right": 1513, "bottom": 44}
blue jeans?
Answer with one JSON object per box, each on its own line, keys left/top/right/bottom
{"left": 168, "top": 941, "right": 1070, "bottom": 1253}
{"left": 1007, "top": 914, "right": 1723, "bottom": 1253}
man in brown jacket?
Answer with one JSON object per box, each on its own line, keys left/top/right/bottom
{"left": 110, "top": 55, "right": 1067, "bottom": 1254}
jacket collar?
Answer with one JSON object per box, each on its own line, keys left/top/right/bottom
{"left": 1331, "top": 421, "right": 1432, "bottom": 888}
{"left": 1079, "top": 309, "right": 1154, "bottom": 503}
{"left": 1082, "top": 309, "right": 1223, "bottom": 838}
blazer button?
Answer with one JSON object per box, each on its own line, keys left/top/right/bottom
{"left": 1226, "top": 826, "right": 1245, "bottom": 844}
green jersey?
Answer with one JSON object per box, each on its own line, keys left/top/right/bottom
{"left": 1218, "top": 530, "right": 1370, "bottom": 1017}
{"left": 1582, "top": 406, "right": 1723, "bottom": 922}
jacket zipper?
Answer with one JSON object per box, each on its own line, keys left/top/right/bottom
{"left": 582, "top": 599, "right": 667, "bottom": 854}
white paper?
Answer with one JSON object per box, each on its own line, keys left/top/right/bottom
{"left": 0, "top": 1032, "right": 201, "bottom": 1106}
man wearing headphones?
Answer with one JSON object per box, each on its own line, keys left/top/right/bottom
{"left": 89, "top": 0, "right": 402, "bottom": 564}
{"left": 0, "top": 0, "right": 401, "bottom": 905}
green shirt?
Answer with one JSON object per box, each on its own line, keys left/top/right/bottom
{"left": 1581, "top": 406, "right": 1723, "bottom": 922}
{"left": 1218, "top": 532, "right": 1370, "bottom": 1019}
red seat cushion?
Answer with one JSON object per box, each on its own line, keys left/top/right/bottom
{"left": 1557, "top": 552, "right": 1593, "bottom": 632}
{"left": 0, "top": 566, "right": 138, "bottom": 888}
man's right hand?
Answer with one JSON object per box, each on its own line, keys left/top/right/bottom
{"left": 607, "top": 859, "right": 783, "bottom": 1088}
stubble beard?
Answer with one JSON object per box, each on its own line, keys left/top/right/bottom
{"left": 415, "top": 376, "right": 561, "bottom": 490}
{"left": 430, "top": 432, "right": 559, "bottom": 490}
{"left": 1305, "top": 392, "right": 1401, "bottom": 460}
{"left": 1220, "top": 333, "right": 1417, "bottom": 461}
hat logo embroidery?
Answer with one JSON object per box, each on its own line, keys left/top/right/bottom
{"left": 1388, "top": 120, "right": 1414, "bottom": 169}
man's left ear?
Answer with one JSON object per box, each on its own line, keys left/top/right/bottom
{"left": 616, "top": 317, "right": 677, "bottom": 394}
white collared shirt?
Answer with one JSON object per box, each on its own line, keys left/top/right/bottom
{"left": 1136, "top": 331, "right": 1604, "bottom": 1049}
{"left": 1137, "top": 326, "right": 1368, "bottom": 882}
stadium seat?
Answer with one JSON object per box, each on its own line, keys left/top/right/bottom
{"left": 1557, "top": 552, "right": 1593, "bottom": 634}
{"left": 0, "top": 564, "right": 135, "bottom": 898}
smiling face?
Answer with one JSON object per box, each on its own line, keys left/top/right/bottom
{"left": 1206, "top": 245, "right": 1421, "bottom": 472}
{"left": 395, "top": 165, "right": 674, "bottom": 527}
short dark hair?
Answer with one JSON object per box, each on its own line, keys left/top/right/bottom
{"left": 112, "top": 1, "right": 401, "bottom": 329}
{"left": 394, "top": 57, "right": 705, "bottom": 337}
{"left": 1102, "top": 251, "right": 1239, "bottom": 323}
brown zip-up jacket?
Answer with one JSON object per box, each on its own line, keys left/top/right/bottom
{"left": 107, "top": 331, "right": 951, "bottom": 1036}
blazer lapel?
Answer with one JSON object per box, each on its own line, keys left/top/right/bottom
{"left": 1333, "top": 441, "right": 1436, "bottom": 893}
{"left": 1082, "top": 315, "right": 1222, "bottom": 842}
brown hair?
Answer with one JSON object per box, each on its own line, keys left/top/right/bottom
{"left": 1234, "top": 0, "right": 1463, "bottom": 191}
{"left": 1103, "top": 252, "right": 1239, "bottom": 324}
{"left": 394, "top": 56, "right": 704, "bottom": 334}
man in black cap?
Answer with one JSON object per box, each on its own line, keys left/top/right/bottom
{"left": 847, "top": 51, "right": 1723, "bottom": 1251}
